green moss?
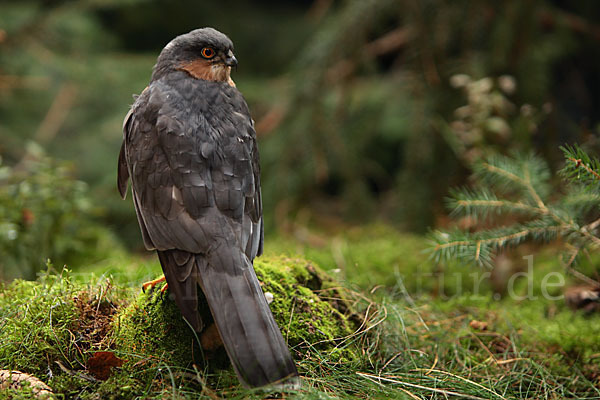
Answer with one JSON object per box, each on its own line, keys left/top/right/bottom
{"left": 0, "top": 386, "right": 43, "bottom": 400}
{"left": 0, "top": 273, "right": 81, "bottom": 377}
{"left": 3, "top": 231, "right": 600, "bottom": 398}
{"left": 0, "top": 255, "right": 367, "bottom": 398}
{"left": 254, "top": 256, "right": 361, "bottom": 363}
{"left": 114, "top": 289, "right": 201, "bottom": 369}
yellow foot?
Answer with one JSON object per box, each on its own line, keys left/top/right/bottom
{"left": 142, "top": 275, "right": 168, "bottom": 293}
{"left": 160, "top": 283, "right": 169, "bottom": 294}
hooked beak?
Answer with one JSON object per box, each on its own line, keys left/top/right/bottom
{"left": 225, "top": 50, "right": 238, "bottom": 67}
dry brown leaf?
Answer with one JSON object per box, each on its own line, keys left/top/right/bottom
{"left": 86, "top": 351, "right": 125, "bottom": 381}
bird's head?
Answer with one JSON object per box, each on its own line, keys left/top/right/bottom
{"left": 151, "top": 28, "right": 238, "bottom": 86}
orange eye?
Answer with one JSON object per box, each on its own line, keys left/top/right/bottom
{"left": 201, "top": 47, "right": 215, "bottom": 59}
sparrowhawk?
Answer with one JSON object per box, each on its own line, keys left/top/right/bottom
{"left": 117, "top": 27, "right": 299, "bottom": 388}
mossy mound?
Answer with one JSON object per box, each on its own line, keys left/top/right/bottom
{"left": 0, "top": 255, "right": 366, "bottom": 398}
{"left": 113, "top": 256, "right": 363, "bottom": 377}
{"left": 254, "top": 256, "right": 362, "bottom": 362}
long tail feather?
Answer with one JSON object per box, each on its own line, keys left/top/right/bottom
{"left": 156, "top": 246, "right": 299, "bottom": 388}
{"left": 197, "top": 245, "right": 299, "bottom": 388}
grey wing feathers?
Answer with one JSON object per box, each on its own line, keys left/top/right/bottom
{"left": 118, "top": 74, "right": 297, "bottom": 389}
{"left": 117, "top": 142, "right": 129, "bottom": 199}
{"left": 117, "top": 109, "right": 133, "bottom": 199}
{"left": 121, "top": 79, "right": 263, "bottom": 257}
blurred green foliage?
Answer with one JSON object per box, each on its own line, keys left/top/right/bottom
{"left": 0, "top": 0, "right": 599, "bottom": 252}
{"left": 0, "top": 144, "right": 121, "bottom": 280}
{"left": 264, "top": 0, "right": 600, "bottom": 231}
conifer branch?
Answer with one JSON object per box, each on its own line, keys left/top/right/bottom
{"left": 479, "top": 162, "right": 546, "bottom": 209}
{"left": 452, "top": 198, "right": 545, "bottom": 216}
{"left": 562, "top": 190, "right": 600, "bottom": 213}
{"left": 473, "top": 154, "right": 553, "bottom": 218}
{"left": 577, "top": 224, "right": 600, "bottom": 248}
{"left": 479, "top": 162, "right": 525, "bottom": 186}
{"left": 431, "top": 225, "right": 564, "bottom": 266}
{"left": 433, "top": 226, "right": 561, "bottom": 252}
{"left": 566, "top": 157, "right": 600, "bottom": 180}
{"left": 522, "top": 165, "right": 547, "bottom": 210}
{"left": 430, "top": 148, "right": 600, "bottom": 271}
{"left": 560, "top": 145, "right": 600, "bottom": 189}
{"left": 584, "top": 217, "right": 600, "bottom": 232}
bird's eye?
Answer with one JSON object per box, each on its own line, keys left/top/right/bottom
{"left": 201, "top": 47, "right": 215, "bottom": 59}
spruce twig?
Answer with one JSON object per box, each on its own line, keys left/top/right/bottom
{"left": 560, "top": 145, "right": 600, "bottom": 188}
{"left": 430, "top": 148, "right": 600, "bottom": 274}
{"left": 567, "top": 157, "right": 600, "bottom": 180}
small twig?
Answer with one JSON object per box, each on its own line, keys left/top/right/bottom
{"left": 567, "top": 157, "right": 600, "bottom": 181}
{"left": 562, "top": 246, "right": 600, "bottom": 289}
{"left": 584, "top": 216, "right": 600, "bottom": 232}
{"left": 424, "top": 353, "right": 438, "bottom": 375}
{"left": 576, "top": 224, "right": 600, "bottom": 248}
{"left": 455, "top": 199, "right": 547, "bottom": 214}
{"left": 54, "top": 361, "right": 99, "bottom": 383}
{"left": 481, "top": 162, "right": 546, "bottom": 210}
{"left": 365, "top": 27, "right": 415, "bottom": 57}
{"left": 325, "top": 26, "right": 413, "bottom": 84}
{"left": 468, "top": 331, "right": 498, "bottom": 365}
{"left": 34, "top": 82, "right": 78, "bottom": 144}
{"left": 435, "top": 227, "right": 561, "bottom": 252}
{"left": 493, "top": 358, "right": 528, "bottom": 365}
{"left": 381, "top": 352, "right": 403, "bottom": 371}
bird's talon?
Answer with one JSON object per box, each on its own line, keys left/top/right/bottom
{"left": 141, "top": 275, "right": 167, "bottom": 292}
{"left": 160, "top": 283, "right": 169, "bottom": 294}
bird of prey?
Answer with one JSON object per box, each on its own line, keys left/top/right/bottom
{"left": 117, "top": 28, "right": 299, "bottom": 388}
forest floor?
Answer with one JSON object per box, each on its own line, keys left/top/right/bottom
{"left": 1, "top": 224, "right": 600, "bottom": 399}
